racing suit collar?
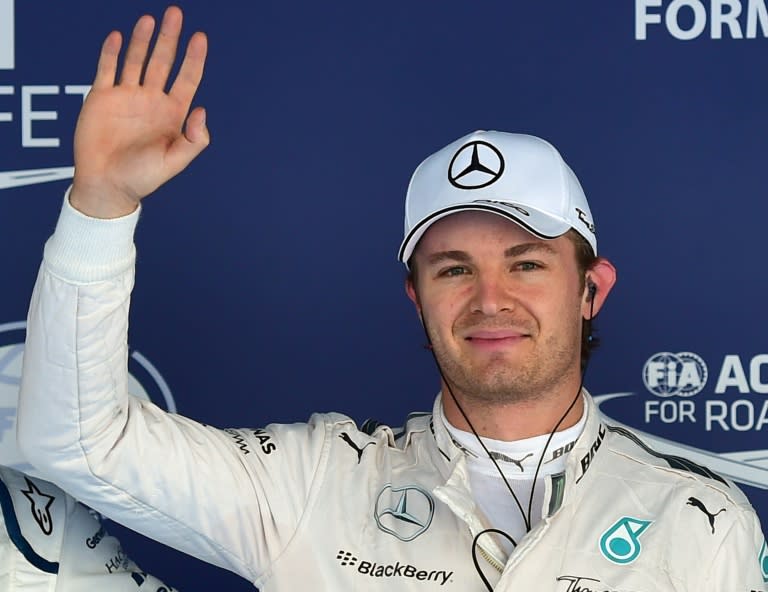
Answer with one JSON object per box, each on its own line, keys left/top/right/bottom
{"left": 430, "top": 391, "right": 605, "bottom": 568}
{"left": 431, "top": 394, "right": 461, "bottom": 465}
{"left": 562, "top": 390, "right": 607, "bottom": 499}
{"left": 431, "top": 390, "right": 606, "bottom": 509}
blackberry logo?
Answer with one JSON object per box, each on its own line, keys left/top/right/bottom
{"left": 336, "top": 550, "right": 357, "bottom": 567}
{"left": 335, "top": 549, "right": 454, "bottom": 586}
{"left": 642, "top": 351, "right": 708, "bottom": 397}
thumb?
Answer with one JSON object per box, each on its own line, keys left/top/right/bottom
{"left": 166, "top": 107, "right": 210, "bottom": 176}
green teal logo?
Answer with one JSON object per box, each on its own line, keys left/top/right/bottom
{"left": 759, "top": 539, "right": 768, "bottom": 583}
{"left": 599, "top": 517, "right": 652, "bottom": 564}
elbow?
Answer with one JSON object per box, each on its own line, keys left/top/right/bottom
{"left": 16, "top": 375, "right": 61, "bottom": 476}
{"left": 16, "top": 406, "right": 51, "bottom": 475}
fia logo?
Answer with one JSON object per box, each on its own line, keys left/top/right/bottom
{"left": 0, "top": 0, "right": 13, "bottom": 70}
{"left": 599, "top": 516, "right": 652, "bottom": 565}
{"left": 642, "top": 351, "right": 708, "bottom": 397}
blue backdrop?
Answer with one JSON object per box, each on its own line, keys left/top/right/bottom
{"left": 2, "top": 1, "right": 767, "bottom": 589}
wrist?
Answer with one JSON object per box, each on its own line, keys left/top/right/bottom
{"left": 70, "top": 178, "right": 140, "bottom": 219}
{"left": 43, "top": 187, "right": 141, "bottom": 284}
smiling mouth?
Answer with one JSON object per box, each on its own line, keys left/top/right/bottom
{"left": 465, "top": 334, "right": 529, "bottom": 350}
{"left": 465, "top": 330, "right": 528, "bottom": 341}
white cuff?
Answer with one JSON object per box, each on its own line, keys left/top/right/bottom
{"left": 43, "top": 187, "right": 141, "bottom": 284}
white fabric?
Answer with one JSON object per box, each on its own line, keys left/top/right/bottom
{"left": 398, "top": 131, "right": 597, "bottom": 263}
{"left": 441, "top": 404, "right": 585, "bottom": 555}
{"left": 0, "top": 465, "right": 175, "bottom": 591}
{"left": 16, "top": 194, "right": 768, "bottom": 591}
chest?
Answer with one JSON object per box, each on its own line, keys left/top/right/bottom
{"left": 265, "top": 452, "right": 690, "bottom": 592}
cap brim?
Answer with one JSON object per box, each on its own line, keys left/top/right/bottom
{"left": 398, "top": 202, "right": 572, "bottom": 265}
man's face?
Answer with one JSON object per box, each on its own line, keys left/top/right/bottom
{"left": 406, "top": 211, "right": 589, "bottom": 405}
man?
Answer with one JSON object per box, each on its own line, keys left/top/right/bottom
{"left": 17, "top": 6, "right": 767, "bottom": 591}
{"left": 0, "top": 465, "right": 176, "bottom": 591}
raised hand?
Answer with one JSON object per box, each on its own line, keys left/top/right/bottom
{"left": 70, "top": 6, "right": 209, "bottom": 218}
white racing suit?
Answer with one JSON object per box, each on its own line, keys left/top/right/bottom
{"left": 0, "top": 465, "right": 176, "bottom": 591}
{"left": 17, "top": 197, "right": 768, "bottom": 591}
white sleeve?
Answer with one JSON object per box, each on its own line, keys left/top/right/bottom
{"left": 17, "top": 193, "right": 328, "bottom": 583}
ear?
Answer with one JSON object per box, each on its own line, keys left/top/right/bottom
{"left": 582, "top": 257, "right": 617, "bottom": 319}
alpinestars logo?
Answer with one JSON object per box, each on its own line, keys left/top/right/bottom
{"left": 21, "top": 477, "right": 55, "bottom": 535}
{"left": 335, "top": 549, "right": 454, "bottom": 586}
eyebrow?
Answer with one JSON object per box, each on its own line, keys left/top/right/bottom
{"left": 425, "top": 242, "right": 557, "bottom": 266}
{"left": 504, "top": 242, "right": 558, "bottom": 258}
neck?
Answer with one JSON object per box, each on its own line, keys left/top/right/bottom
{"left": 440, "top": 381, "right": 585, "bottom": 441}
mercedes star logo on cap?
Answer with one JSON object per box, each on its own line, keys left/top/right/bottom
{"left": 448, "top": 140, "right": 505, "bottom": 189}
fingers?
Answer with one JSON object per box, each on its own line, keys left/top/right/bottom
{"left": 169, "top": 31, "right": 208, "bottom": 107}
{"left": 92, "top": 31, "right": 122, "bottom": 90}
{"left": 119, "top": 14, "right": 155, "bottom": 85}
{"left": 143, "top": 6, "right": 183, "bottom": 90}
{"left": 101, "top": 7, "right": 205, "bottom": 100}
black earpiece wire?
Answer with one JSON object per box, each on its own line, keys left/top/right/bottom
{"left": 419, "top": 278, "right": 596, "bottom": 591}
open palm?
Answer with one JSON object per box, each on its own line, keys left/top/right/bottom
{"left": 71, "top": 6, "right": 208, "bottom": 218}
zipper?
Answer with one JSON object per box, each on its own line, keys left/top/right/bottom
{"left": 477, "top": 544, "right": 504, "bottom": 572}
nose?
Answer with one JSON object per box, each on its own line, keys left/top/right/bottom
{"left": 470, "top": 273, "right": 512, "bottom": 316}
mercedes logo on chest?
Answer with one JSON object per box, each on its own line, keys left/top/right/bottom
{"left": 448, "top": 140, "right": 505, "bottom": 189}
{"left": 374, "top": 484, "right": 435, "bottom": 542}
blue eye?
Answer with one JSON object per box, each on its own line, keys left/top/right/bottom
{"left": 440, "top": 266, "right": 468, "bottom": 277}
{"left": 517, "top": 262, "right": 540, "bottom": 271}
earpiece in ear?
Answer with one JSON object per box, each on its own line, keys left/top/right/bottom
{"left": 586, "top": 281, "right": 597, "bottom": 302}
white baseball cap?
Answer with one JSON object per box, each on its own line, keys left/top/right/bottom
{"left": 398, "top": 130, "right": 597, "bottom": 266}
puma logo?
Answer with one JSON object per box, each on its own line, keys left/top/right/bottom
{"left": 687, "top": 496, "right": 726, "bottom": 534}
{"left": 488, "top": 451, "right": 534, "bottom": 472}
{"left": 339, "top": 433, "right": 375, "bottom": 463}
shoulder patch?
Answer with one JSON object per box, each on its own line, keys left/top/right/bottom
{"left": 606, "top": 425, "right": 728, "bottom": 487}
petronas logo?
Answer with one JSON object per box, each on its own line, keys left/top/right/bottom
{"left": 599, "top": 517, "right": 652, "bottom": 564}
{"left": 759, "top": 540, "right": 768, "bottom": 583}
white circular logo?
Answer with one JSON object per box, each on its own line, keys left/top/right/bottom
{"left": 642, "top": 351, "right": 708, "bottom": 397}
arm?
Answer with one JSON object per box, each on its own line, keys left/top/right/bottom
{"left": 17, "top": 7, "right": 327, "bottom": 582}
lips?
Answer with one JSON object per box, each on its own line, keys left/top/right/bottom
{"left": 465, "top": 329, "right": 527, "bottom": 341}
